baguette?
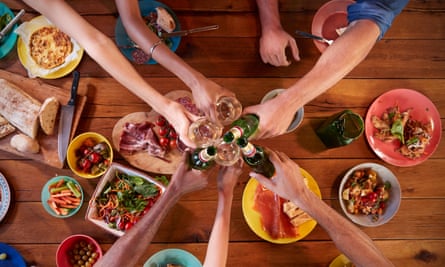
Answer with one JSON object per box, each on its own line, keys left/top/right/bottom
{"left": 0, "top": 79, "right": 41, "bottom": 139}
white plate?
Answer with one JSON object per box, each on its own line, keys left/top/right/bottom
{"left": 0, "top": 171, "right": 11, "bottom": 222}
{"left": 339, "top": 162, "right": 401, "bottom": 227}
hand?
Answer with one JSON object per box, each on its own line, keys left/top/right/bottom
{"left": 249, "top": 149, "right": 308, "bottom": 206}
{"left": 169, "top": 151, "right": 211, "bottom": 196}
{"left": 243, "top": 93, "right": 296, "bottom": 139}
{"left": 160, "top": 100, "right": 200, "bottom": 148}
{"left": 216, "top": 159, "right": 243, "bottom": 196}
{"left": 259, "top": 29, "right": 300, "bottom": 67}
{"left": 191, "top": 78, "right": 238, "bottom": 125}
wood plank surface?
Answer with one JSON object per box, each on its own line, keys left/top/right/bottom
{"left": 0, "top": 0, "right": 444, "bottom": 266}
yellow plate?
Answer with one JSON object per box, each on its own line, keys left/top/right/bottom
{"left": 242, "top": 168, "right": 322, "bottom": 244}
{"left": 329, "top": 254, "right": 353, "bottom": 267}
{"left": 16, "top": 16, "right": 84, "bottom": 79}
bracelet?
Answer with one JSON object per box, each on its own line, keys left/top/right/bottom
{"left": 149, "top": 40, "right": 163, "bottom": 58}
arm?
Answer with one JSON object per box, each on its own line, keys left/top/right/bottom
{"left": 115, "top": 0, "right": 237, "bottom": 123}
{"left": 203, "top": 160, "right": 243, "bottom": 267}
{"left": 22, "top": 0, "right": 198, "bottom": 147}
{"left": 255, "top": 0, "right": 299, "bottom": 66}
{"left": 250, "top": 150, "right": 394, "bottom": 267}
{"left": 245, "top": 19, "right": 380, "bottom": 138}
{"left": 95, "top": 154, "right": 210, "bottom": 267}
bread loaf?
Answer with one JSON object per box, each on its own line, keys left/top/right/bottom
{"left": 0, "top": 79, "right": 41, "bottom": 139}
{"left": 10, "top": 133, "right": 40, "bottom": 154}
{"left": 156, "top": 7, "right": 175, "bottom": 33}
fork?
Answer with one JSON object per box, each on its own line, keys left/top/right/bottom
{"left": 295, "top": 30, "right": 333, "bottom": 45}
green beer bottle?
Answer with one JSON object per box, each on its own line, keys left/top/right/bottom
{"left": 236, "top": 137, "right": 275, "bottom": 178}
{"left": 189, "top": 146, "right": 217, "bottom": 170}
{"left": 223, "top": 114, "right": 259, "bottom": 143}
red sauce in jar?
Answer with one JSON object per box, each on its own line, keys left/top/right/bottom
{"left": 253, "top": 184, "right": 298, "bottom": 239}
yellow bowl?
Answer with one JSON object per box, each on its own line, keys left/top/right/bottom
{"left": 67, "top": 132, "right": 113, "bottom": 179}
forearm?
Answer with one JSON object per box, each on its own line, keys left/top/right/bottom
{"left": 256, "top": 0, "right": 282, "bottom": 32}
{"left": 23, "top": 0, "right": 171, "bottom": 113}
{"left": 279, "top": 20, "right": 380, "bottom": 111}
{"left": 293, "top": 190, "right": 393, "bottom": 267}
{"left": 203, "top": 191, "right": 234, "bottom": 267}
{"left": 116, "top": 0, "right": 207, "bottom": 94}
{"left": 95, "top": 187, "right": 183, "bottom": 267}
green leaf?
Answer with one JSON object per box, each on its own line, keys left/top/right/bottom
{"left": 391, "top": 120, "right": 405, "bottom": 144}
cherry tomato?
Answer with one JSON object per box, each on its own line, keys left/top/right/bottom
{"left": 169, "top": 138, "right": 177, "bottom": 149}
{"left": 158, "top": 127, "right": 169, "bottom": 137}
{"left": 88, "top": 152, "right": 102, "bottom": 164}
{"left": 125, "top": 221, "right": 134, "bottom": 231}
{"left": 78, "top": 158, "right": 92, "bottom": 171}
{"left": 156, "top": 116, "right": 167, "bottom": 127}
{"left": 168, "top": 130, "right": 178, "bottom": 139}
{"left": 159, "top": 137, "right": 169, "bottom": 147}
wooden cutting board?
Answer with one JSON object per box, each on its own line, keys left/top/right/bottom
{"left": 0, "top": 70, "right": 87, "bottom": 169}
{"left": 112, "top": 90, "right": 194, "bottom": 174}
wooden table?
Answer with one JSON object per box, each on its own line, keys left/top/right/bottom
{"left": 1, "top": 0, "right": 444, "bottom": 266}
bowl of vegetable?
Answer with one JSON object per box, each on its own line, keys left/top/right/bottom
{"left": 41, "top": 176, "right": 83, "bottom": 218}
{"left": 339, "top": 162, "right": 401, "bottom": 227}
{"left": 67, "top": 132, "right": 113, "bottom": 179}
{"left": 86, "top": 162, "right": 168, "bottom": 236}
{"left": 56, "top": 234, "right": 103, "bottom": 267}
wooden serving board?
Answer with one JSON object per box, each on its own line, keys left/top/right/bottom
{"left": 112, "top": 90, "right": 193, "bottom": 174}
{"left": 0, "top": 70, "right": 87, "bottom": 169}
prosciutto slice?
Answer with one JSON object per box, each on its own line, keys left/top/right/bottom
{"left": 119, "top": 121, "right": 166, "bottom": 158}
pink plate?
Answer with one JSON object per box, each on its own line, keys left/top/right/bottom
{"left": 311, "top": 0, "right": 354, "bottom": 53}
{"left": 365, "top": 89, "right": 442, "bottom": 167}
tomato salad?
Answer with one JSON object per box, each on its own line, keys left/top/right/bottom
{"left": 94, "top": 171, "right": 168, "bottom": 232}
{"left": 75, "top": 137, "right": 111, "bottom": 176}
{"left": 341, "top": 168, "right": 390, "bottom": 221}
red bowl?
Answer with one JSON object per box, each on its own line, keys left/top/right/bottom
{"left": 56, "top": 234, "right": 103, "bottom": 267}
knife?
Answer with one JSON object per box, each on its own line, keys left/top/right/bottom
{"left": 161, "top": 24, "right": 219, "bottom": 38}
{"left": 0, "top": 9, "right": 25, "bottom": 42}
{"left": 295, "top": 30, "right": 333, "bottom": 45}
{"left": 58, "top": 71, "right": 80, "bottom": 163}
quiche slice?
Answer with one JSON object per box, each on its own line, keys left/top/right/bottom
{"left": 29, "top": 26, "right": 73, "bottom": 69}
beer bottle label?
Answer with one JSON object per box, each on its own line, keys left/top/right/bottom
{"left": 241, "top": 142, "right": 256, "bottom": 158}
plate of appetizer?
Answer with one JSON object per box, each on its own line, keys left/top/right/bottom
{"left": 144, "top": 248, "right": 202, "bottom": 267}
{"left": 0, "top": 2, "right": 19, "bottom": 59}
{"left": 242, "top": 168, "right": 321, "bottom": 244}
{"left": 339, "top": 162, "right": 401, "bottom": 227}
{"left": 0, "top": 243, "right": 26, "bottom": 267}
{"left": 115, "top": 0, "right": 181, "bottom": 64}
{"left": 365, "top": 89, "right": 441, "bottom": 167}
{"left": 311, "top": 0, "right": 354, "bottom": 53}
{"left": 112, "top": 90, "right": 201, "bottom": 174}
{"left": 0, "top": 172, "right": 11, "bottom": 223}
{"left": 16, "top": 15, "right": 84, "bottom": 79}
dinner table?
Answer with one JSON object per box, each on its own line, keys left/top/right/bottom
{"left": 0, "top": 0, "right": 444, "bottom": 266}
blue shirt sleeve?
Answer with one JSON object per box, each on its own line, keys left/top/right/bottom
{"left": 347, "top": 0, "right": 410, "bottom": 39}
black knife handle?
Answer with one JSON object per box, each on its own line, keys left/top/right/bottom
{"left": 68, "top": 71, "right": 80, "bottom": 106}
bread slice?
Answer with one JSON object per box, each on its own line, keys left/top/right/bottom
{"left": 39, "top": 96, "right": 60, "bottom": 135}
{"left": 0, "top": 123, "right": 16, "bottom": 139}
{"left": 156, "top": 7, "right": 175, "bottom": 33}
{"left": 282, "top": 200, "right": 313, "bottom": 227}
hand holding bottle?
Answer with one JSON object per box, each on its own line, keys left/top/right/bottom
{"left": 249, "top": 149, "right": 309, "bottom": 208}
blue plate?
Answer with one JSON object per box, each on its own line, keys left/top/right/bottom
{"left": 0, "top": 2, "right": 19, "bottom": 59}
{"left": 144, "top": 248, "right": 202, "bottom": 267}
{"left": 115, "top": 0, "right": 181, "bottom": 64}
{"left": 0, "top": 172, "right": 11, "bottom": 223}
{"left": 0, "top": 243, "right": 26, "bottom": 267}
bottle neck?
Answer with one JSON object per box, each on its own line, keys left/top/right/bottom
{"left": 240, "top": 142, "right": 256, "bottom": 158}
{"left": 198, "top": 147, "right": 215, "bottom": 162}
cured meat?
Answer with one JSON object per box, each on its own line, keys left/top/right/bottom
{"left": 176, "top": 96, "right": 203, "bottom": 116}
{"left": 119, "top": 121, "right": 166, "bottom": 158}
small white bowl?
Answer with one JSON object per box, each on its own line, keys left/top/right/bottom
{"left": 339, "top": 162, "right": 401, "bottom": 227}
{"left": 261, "top": 89, "right": 304, "bottom": 133}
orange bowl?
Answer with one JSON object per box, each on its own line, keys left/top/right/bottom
{"left": 67, "top": 132, "right": 113, "bottom": 179}
{"left": 56, "top": 234, "right": 103, "bottom": 267}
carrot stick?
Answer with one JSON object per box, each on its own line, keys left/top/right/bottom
{"left": 50, "top": 192, "right": 72, "bottom": 198}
